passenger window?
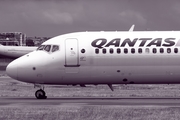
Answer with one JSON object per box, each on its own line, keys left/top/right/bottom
{"left": 152, "top": 48, "right": 157, "bottom": 53}
{"left": 102, "top": 48, "right": 106, "bottom": 54}
{"left": 167, "top": 48, "right": 171, "bottom": 53}
{"left": 138, "top": 48, "right": 142, "bottom": 53}
{"left": 44, "top": 45, "right": 51, "bottom": 52}
{"left": 131, "top": 48, "right": 135, "bottom": 54}
{"left": 160, "top": 48, "right": 164, "bottom": 53}
{"left": 110, "top": 48, "right": 113, "bottom": 54}
{"left": 117, "top": 48, "right": 121, "bottom": 54}
{"left": 124, "top": 48, "right": 128, "bottom": 54}
{"left": 95, "top": 49, "right": 99, "bottom": 54}
{"left": 174, "top": 48, "right": 178, "bottom": 53}
{"left": 37, "top": 45, "right": 45, "bottom": 50}
{"left": 145, "top": 48, "right": 149, "bottom": 53}
{"left": 52, "top": 45, "right": 59, "bottom": 52}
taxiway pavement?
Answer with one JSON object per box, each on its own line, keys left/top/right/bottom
{"left": 0, "top": 97, "right": 180, "bottom": 106}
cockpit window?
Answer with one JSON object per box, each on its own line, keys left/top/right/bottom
{"left": 44, "top": 45, "right": 51, "bottom": 52}
{"left": 37, "top": 44, "right": 59, "bottom": 53}
{"left": 37, "top": 45, "right": 45, "bottom": 50}
{"left": 52, "top": 45, "right": 59, "bottom": 52}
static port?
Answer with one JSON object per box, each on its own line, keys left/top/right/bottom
{"left": 33, "top": 67, "right": 36, "bottom": 70}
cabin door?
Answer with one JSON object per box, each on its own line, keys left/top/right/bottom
{"left": 65, "top": 38, "right": 79, "bottom": 67}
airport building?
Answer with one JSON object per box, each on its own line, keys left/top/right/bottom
{"left": 0, "top": 32, "right": 26, "bottom": 46}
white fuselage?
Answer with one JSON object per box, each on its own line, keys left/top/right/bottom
{"left": 6, "top": 31, "right": 180, "bottom": 85}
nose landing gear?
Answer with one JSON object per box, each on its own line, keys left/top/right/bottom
{"left": 34, "top": 84, "right": 47, "bottom": 99}
{"left": 35, "top": 89, "right": 47, "bottom": 99}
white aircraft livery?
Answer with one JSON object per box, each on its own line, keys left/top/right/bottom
{"left": 6, "top": 25, "right": 180, "bottom": 99}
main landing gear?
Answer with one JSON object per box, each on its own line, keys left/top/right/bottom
{"left": 34, "top": 84, "right": 47, "bottom": 99}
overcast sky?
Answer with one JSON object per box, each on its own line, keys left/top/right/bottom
{"left": 0, "top": 0, "right": 180, "bottom": 37}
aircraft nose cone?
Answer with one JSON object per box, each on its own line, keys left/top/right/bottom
{"left": 6, "top": 61, "right": 18, "bottom": 79}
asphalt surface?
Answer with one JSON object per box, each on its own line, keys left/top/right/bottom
{"left": 0, "top": 97, "right": 180, "bottom": 106}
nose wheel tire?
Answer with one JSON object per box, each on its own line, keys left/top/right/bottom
{"left": 35, "top": 89, "right": 47, "bottom": 99}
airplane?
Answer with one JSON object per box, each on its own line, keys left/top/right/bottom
{"left": 0, "top": 44, "right": 37, "bottom": 58}
{"left": 6, "top": 25, "right": 180, "bottom": 99}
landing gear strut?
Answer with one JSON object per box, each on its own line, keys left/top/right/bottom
{"left": 35, "top": 89, "right": 47, "bottom": 99}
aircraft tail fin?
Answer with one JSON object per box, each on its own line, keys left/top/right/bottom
{"left": 129, "top": 24, "right": 135, "bottom": 32}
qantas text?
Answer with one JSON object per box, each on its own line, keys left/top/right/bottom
{"left": 91, "top": 38, "right": 176, "bottom": 48}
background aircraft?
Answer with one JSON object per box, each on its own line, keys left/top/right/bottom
{"left": 0, "top": 44, "right": 37, "bottom": 58}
